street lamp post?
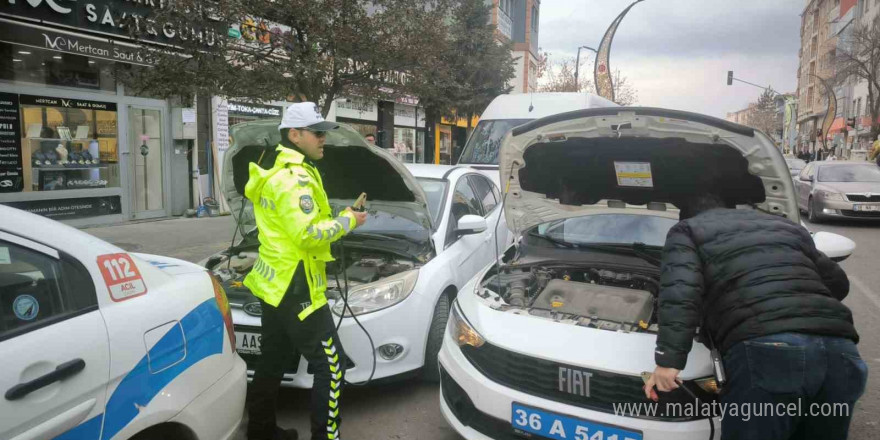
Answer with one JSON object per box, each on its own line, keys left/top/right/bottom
{"left": 574, "top": 46, "right": 598, "bottom": 91}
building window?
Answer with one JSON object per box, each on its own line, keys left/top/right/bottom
{"left": 857, "top": 98, "right": 862, "bottom": 118}
{"left": 531, "top": 5, "right": 539, "bottom": 33}
{"left": 500, "top": 0, "right": 512, "bottom": 17}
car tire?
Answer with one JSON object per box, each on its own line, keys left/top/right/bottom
{"left": 422, "top": 291, "right": 451, "bottom": 382}
{"left": 808, "top": 197, "right": 822, "bottom": 223}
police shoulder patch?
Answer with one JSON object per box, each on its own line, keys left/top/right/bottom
{"left": 300, "top": 194, "right": 315, "bottom": 213}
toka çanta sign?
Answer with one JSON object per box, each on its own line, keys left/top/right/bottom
{"left": 0, "top": 0, "right": 220, "bottom": 47}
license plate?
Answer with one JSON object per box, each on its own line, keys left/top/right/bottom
{"left": 854, "top": 204, "right": 880, "bottom": 212}
{"left": 235, "top": 331, "right": 262, "bottom": 355}
{"left": 512, "top": 403, "right": 642, "bottom": 440}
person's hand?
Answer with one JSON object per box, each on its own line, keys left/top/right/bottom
{"left": 643, "top": 366, "right": 681, "bottom": 400}
{"left": 345, "top": 207, "right": 367, "bottom": 227}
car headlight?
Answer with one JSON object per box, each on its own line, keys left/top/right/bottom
{"left": 449, "top": 302, "right": 485, "bottom": 348}
{"left": 817, "top": 190, "right": 844, "bottom": 201}
{"left": 331, "top": 269, "right": 419, "bottom": 316}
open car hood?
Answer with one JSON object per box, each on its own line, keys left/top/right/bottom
{"left": 500, "top": 107, "right": 798, "bottom": 234}
{"left": 222, "top": 119, "right": 432, "bottom": 237}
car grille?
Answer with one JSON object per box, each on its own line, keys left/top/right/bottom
{"left": 841, "top": 210, "right": 880, "bottom": 218}
{"left": 461, "top": 343, "right": 711, "bottom": 420}
{"left": 846, "top": 194, "right": 880, "bottom": 202}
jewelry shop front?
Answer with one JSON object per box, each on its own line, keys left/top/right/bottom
{"left": 0, "top": 0, "right": 213, "bottom": 225}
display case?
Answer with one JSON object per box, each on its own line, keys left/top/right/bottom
{"left": 19, "top": 102, "right": 119, "bottom": 192}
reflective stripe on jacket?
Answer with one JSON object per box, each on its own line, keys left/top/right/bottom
{"left": 243, "top": 145, "right": 356, "bottom": 320}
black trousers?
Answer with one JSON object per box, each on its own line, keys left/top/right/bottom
{"left": 247, "top": 264, "right": 345, "bottom": 440}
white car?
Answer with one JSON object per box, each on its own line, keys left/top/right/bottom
{"left": 456, "top": 92, "right": 618, "bottom": 177}
{"left": 202, "top": 121, "right": 510, "bottom": 385}
{"left": 0, "top": 205, "right": 245, "bottom": 440}
{"left": 439, "top": 107, "right": 856, "bottom": 440}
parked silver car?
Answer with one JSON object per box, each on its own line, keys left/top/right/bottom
{"left": 785, "top": 157, "right": 807, "bottom": 177}
{"left": 795, "top": 160, "right": 880, "bottom": 222}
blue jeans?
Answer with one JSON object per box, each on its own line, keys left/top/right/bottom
{"left": 719, "top": 332, "right": 868, "bottom": 440}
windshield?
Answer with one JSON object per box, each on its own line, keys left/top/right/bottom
{"left": 786, "top": 159, "right": 806, "bottom": 170}
{"left": 349, "top": 210, "right": 429, "bottom": 242}
{"left": 534, "top": 214, "right": 678, "bottom": 248}
{"left": 417, "top": 178, "right": 447, "bottom": 226}
{"left": 458, "top": 119, "right": 532, "bottom": 164}
{"left": 817, "top": 164, "right": 880, "bottom": 183}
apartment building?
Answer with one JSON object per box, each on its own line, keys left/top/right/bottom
{"left": 796, "top": 0, "right": 842, "bottom": 154}
{"left": 489, "top": 0, "right": 541, "bottom": 93}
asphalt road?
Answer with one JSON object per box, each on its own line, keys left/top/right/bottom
{"left": 801, "top": 218, "right": 880, "bottom": 440}
{"left": 87, "top": 215, "right": 880, "bottom": 440}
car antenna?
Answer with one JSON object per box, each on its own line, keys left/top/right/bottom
{"left": 528, "top": 93, "right": 534, "bottom": 113}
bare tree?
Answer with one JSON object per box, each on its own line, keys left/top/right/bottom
{"left": 835, "top": 17, "right": 880, "bottom": 140}
{"left": 536, "top": 51, "right": 638, "bottom": 105}
{"left": 747, "top": 90, "right": 780, "bottom": 140}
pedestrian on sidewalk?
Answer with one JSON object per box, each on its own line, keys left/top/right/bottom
{"left": 644, "top": 192, "right": 867, "bottom": 440}
{"left": 244, "top": 102, "right": 368, "bottom": 440}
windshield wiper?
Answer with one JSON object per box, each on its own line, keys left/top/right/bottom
{"left": 528, "top": 232, "right": 661, "bottom": 266}
{"left": 528, "top": 231, "right": 575, "bottom": 248}
{"left": 573, "top": 242, "right": 662, "bottom": 266}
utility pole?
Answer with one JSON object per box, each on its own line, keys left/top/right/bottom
{"left": 574, "top": 46, "right": 598, "bottom": 91}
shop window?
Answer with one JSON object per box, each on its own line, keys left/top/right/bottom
{"left": 438, "top": 128, "right": 452, "bottom": 165}
{"left": 1, "top": 42, "right": 115, "bottom": 92}
{"left": 393, "top": 127, "right": 425, "bottom": 163}
{"left": 19, "top": 97, "right": 120, "bottom": 193}
{"left": 338, "top": 121, "right": 378, "bottom": 144}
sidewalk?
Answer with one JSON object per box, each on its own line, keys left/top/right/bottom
{"left": 82, "top": 215, "right": 237, "bottom": 263}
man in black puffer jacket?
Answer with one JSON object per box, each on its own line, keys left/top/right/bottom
{"left": 644, "top": 193, "right": 868, "bottom": 440}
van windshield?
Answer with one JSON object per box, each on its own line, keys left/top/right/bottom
{"left": 458, "top": 119, "right": 532, "bottom": 164}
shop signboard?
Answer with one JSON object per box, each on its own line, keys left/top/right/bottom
{"left": 0, "top": 92, "right": 23, "bottom": 193}
{"left": 0, "top": 0, "right": 221, "bottom": 47}
{"left": 19, "top": 94, "right": 118, "bottom": 111}
{"left": 4, "top": 195, "right": 122, "bottom": 219}
{"left": 336, "top": 98, "right": 378, "bottom": 122}
{"left": 0, "top": 19, "right": 154, "bottom": 66}
{"left": 228, "top": 101, "right": 282, "bottom": 118}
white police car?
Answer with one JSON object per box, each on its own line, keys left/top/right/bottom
{"left": 439, "top": 107, "right": 856, "bottom": 440}
{"left": 202, "top": 121, "right": 512, "bottom": 386}
{"left": 0, "top": 205, "right": 245, "bottom": 440}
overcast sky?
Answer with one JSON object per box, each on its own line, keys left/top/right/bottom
{"left": 538, "top": 0, "right": 803, "bottom": 118}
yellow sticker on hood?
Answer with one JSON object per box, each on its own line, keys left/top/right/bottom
{"left": 614, "top": 161, "right": 653, "bottom": 188}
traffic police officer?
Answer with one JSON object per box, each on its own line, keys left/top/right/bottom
{"left": 244, "top": 102, "right": 367, "bottom": 440}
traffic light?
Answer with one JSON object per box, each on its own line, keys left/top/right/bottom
{"left": 847, "top": 117, "right": 856, "bottom": 127}
{"left": 817, "top": 128, "right": 823, "bottom": 138}
{"left": 727, "top": 71, "right": 733, "bottom": 86}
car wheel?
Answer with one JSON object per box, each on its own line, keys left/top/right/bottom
{"left": 808, "top": 197, "right": 822, "bottom": 223}
{"left": 422, "top": 291, "right": 451, "bottom": 382}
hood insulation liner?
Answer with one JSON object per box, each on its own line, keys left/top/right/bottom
{"left": 231, "top": 144, "right": 415, "bottom": 202}
{"left": 519, "top": 137, "right": 766, "bottom": 207}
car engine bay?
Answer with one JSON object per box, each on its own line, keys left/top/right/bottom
{"left": 479, "top": 264, "right": 660, "bottom": 333}
{"left": 208, "top": 245, "right": 420, "bottom": 303}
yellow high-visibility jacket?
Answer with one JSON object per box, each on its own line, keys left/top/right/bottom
{"left": 243, "top": 145, "right": 356, "bottom": 320}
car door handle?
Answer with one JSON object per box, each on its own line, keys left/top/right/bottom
{"left": 5, "top": 359, "right": 86, "bottom": 401}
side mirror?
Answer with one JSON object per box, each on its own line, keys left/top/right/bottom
{"left": 813, "top": 231, "right": 856, "bottom": 262}
{"left": 457, "top": 214, "right": 488, "bottom": 236}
